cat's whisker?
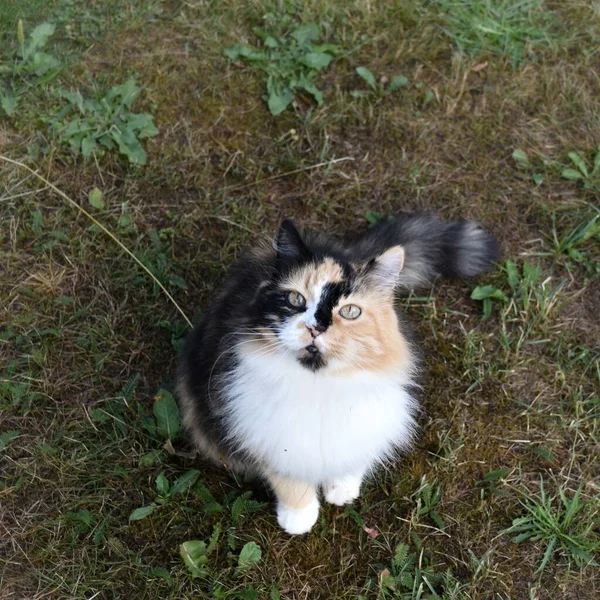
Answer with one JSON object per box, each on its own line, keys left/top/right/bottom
{"left": 348, "top": 357, "right": 377, "bottom": 373}
{"left": 206, "top": 338, "right": 282, "bottom": 399}
{"left": 343, "top": 355, "right": 373, "bottom": 373}
{"left": 221, "top": 329, "right": 276, "bottom": 340}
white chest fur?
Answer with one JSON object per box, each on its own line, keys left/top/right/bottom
{"left": 222, "top": 351, "right": 417, "bottom": 484}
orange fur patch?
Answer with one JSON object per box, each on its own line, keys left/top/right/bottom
{"left": 280, "top": 258, "right": 344, "bottom": 298}
{"left": 266, "top": 472, "right": 317, "bottom": 510}
{"left": 326, "top": 291, "right": 412, "bottom": 376}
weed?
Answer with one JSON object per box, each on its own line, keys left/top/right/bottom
{"left": 180, "top": 533, "right": 263, "bottom": 597}
{"left": 129, "top": 469, "right": 201, "bottom": 521}
{"left": 376, "top": 540, "right": 463, "bottom": 599}
{"left": 224, "top": 19, "right": 340, "bottom": 114}
{"left": 502, "top": 478, "right": 600, "bottom": 573}
{"left": 191, "top": 483, "right": 268, "bottom": 526}
{"left": 0, "top": 377, "right": 40, "bottom": 415}
{"left": 0, "top": 430, "right": 21, "bottom": 452}
{"left": 180, "top": 538, "right": 210, "bottom": 578}
{"left": 512, "top": 148, "right": 545, "bottom": 185}
{"left": 412, "top": 477, "right": 446, "bottom": 530}
{"left": 1, "top": 20, "right": 158, "bottom": 164}
{"left": 13, "top": 21, "right": 60, "bottom": 76}
{"left": 0, "top": 21, "right": 61, "bottom": 116}
{"left": 49, "top": 79, "right": 158, "bottom": 164}
{"left": 551, "top": 210, "right": 600, "bottom": 274}
{"left": 132, "top": 227, "right": 189, "bottom": 294}
{"left": 477, "top": 469, "right": 509, "bottom": 499}
{"left": 236, "top": 541, "right": 262, "bottom": 573}
{"left": 561, "top": 146, "right": 600, "bottom": 192}
{"left": 147, "top": 388, "right": 181, "bottom": 441}
{"left": 470, "top": 283, "right": 508, "bottom": 320}
{"left": 353, "top": 67, "right": 409, "bottom": 98}
{"left": 88, "top": 186, "right": 105, "bottom": 209}
{"left": 230, "top": 491, "right": 268, "bottom": 526}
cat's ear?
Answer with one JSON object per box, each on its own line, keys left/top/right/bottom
{"left": 275, "top": 219, "right": 310, "bottom": 261}
{"left": 367, "top": 246, "right": 405, "bottom": 289}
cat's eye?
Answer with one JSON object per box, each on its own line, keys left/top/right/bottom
{"left": 339, "top": 304, "right": 361, "bottom": 320}
{"left": 286, "top": 291, "right": 306, "bottom": 308}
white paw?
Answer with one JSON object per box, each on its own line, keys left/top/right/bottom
{"left": 324, "top": 475, "right": 362, "bottom": 506}
{"left": 276, "top": 498, "right": 319, "bottom": 535}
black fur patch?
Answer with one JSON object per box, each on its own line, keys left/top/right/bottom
{"left": 314, "top": 280, "right": 351, "bottom": 331}
{"left": 298, "top": 348, "right": 326, "bottom": 371}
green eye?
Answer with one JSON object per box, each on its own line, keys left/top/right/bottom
{"left": 339, "top": 304, "right": 361, "bottom": 320}
{"left": 287, "top": 291, "right": 306, "bottom": 308}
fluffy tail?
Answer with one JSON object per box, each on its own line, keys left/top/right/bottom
{"left": 350, "top": 213, "right": 500, "bottom": 290}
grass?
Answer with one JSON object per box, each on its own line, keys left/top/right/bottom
{"left": 502, "top": 478, "right": 599, "bottom": 574}
{"left": 429, "top": 0, "right": 558, "bottom": 65}
{"left": 1, "top": 0, "right": 600, "bottom": 598}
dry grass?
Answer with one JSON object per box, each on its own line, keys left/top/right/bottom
{"left": 1, "top": 1, "right": 599, "bottom": 599}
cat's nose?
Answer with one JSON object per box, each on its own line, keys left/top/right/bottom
{"left": 306, "top": 324, "right": 325, "bottom": 338}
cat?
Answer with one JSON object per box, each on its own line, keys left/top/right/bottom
{"left": 177, "top": 214, "right": 499, "bottom": 534}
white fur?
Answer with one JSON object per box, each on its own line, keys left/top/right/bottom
{"left": 324, "top": 474, "right": 363, "bottom": 505}
{"left": 302, "top": 276, "right": 330, "bottom": 329}
{"left": 222, "top": 350, "right": 417, "bottom": 485}
{"left": 276, "top": 497, "right": 320, "bottom": 534}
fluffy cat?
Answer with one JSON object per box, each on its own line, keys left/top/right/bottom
{"left": 177, "top": 214, "right": 499, "bottom": 534}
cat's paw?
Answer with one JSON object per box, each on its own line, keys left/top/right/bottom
{"left": 324, "top": 475, "right": 362, "bottom": 506}
{"left": 276, "top": 499, "right": 319, "bottom": 535}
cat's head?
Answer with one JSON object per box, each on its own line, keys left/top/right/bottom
{"left": 250, "top": 220, "right": 413, "bottom": 375}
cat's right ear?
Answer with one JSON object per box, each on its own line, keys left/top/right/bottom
{"left": 366, "top": 245, "right": 405, "bottom": 290}
{"left": 275, "top": 219, "right": 310, "bottom": 261}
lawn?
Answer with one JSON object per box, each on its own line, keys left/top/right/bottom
{"left": 1, "top": 1, "right": 599, "bottom": 599}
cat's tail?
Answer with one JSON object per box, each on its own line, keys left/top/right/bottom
{"left": 351, "top": 213, "right": 500, "bottom": 290}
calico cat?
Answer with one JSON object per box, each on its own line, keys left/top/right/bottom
{"left": 177, "top": 214, "right": 499, "bottom": 534}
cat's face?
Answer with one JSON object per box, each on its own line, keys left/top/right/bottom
{"left": 251, "top": 221, "right": 412, "bottom": 375}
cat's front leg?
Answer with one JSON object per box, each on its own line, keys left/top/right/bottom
{"left": 266, "top": 472, "right": 319, "bottom": 535}
{"left": 323, "top": 472, "right": 364, "bottom": 506}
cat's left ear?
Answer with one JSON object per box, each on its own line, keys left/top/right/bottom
{"left": 275, "top": 219, "right": 310, "bottom": 261}
{"left": 367, "top": 246, "right": 405, "bottom": 289}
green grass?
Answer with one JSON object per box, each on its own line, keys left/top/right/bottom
{"left": 2, "top": 0, "right": 600, "bottom": 598}
{"left": 502, "top": 478, "right": 599, "bottom": 574}
{"left": 0, "top": 0, "right": 52, "bottom": 43}
{"left": 428, "top": 0, "right": 558, "bottom": 64}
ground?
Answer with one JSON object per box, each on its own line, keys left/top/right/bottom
{"left": 1, "top": 1, "right": 599, "bottom": 599}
